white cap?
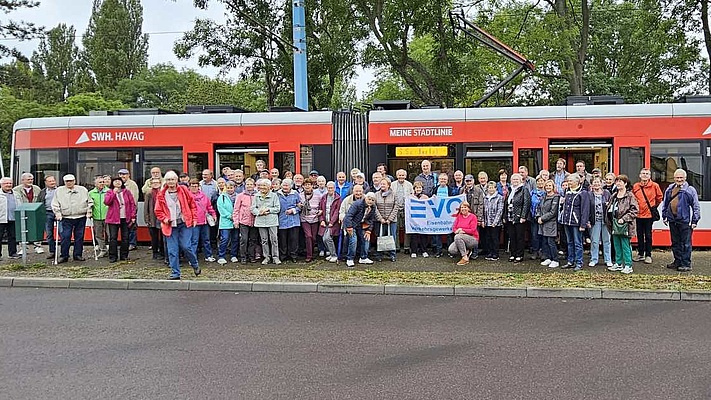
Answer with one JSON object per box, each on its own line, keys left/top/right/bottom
{"left": 63, "top": 174, "right": 76, "bottom": 182}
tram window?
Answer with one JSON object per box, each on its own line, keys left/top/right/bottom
{"left": 650, "top": 141, "right": 705, "bottom": 200}
{"left": 75, "top": 150, "right": 133, "bottom": 189}
{"left": 300, "top": 145, "right": 313, "bottom": 176}
{"left": 33, "top": 150, "right": 61, "bottom": 186}
{"left": 619, "top": 147, "right": 645, "bottom": 182}
{"left": 14, "top": 149, "right": 30, "bottom": 182}
{"left": 519, "top": 149, "right": 542, "bottom": 177}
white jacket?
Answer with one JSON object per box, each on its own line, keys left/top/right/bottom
{"left": 51, "top": 185, "right": 93, "bottom": 219}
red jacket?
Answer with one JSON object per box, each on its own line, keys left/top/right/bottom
{"left": 452, "top": 212, "right": 479, "bottom": 241}
{"left": 154, "top": 185, "right": 197, "bottom": 236}
{"left": 632, "top": 181, "right": 663, "bottom": 219}
{"left": 318, "top": 193, "right": 341, "bottom": 236}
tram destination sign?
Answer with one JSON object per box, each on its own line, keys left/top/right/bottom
{"left": 389, "top": 126, "right": 453, "bottom": 137}
{"left": 395, "top": 146, "right": 449, "bottom": 157}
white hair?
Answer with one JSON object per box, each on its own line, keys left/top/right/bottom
{"left": 674, "top": 168, "right": 687, "bottom": 178}
{"left": 567, "top": 174, "right": 581, "bottom": 183}
{"left": 326, "top": 181, "right": 335, "bottom": 188}
{"left": 257, "top": 178, "right": 271, "bottom": 187}
{"left": 282, "top": 178, "right": 294, "bottom": 187}
{"left": 164, "top": 171, "right": 178, "bottom": 180}
{"left": 0, "top": 177, "right": 12, "bottom": 184}
{"left": 364, "top": 192, "right": 377, "bottom": 200}
{"left": 21, "top": 172, "right": 33, "bottom": 180}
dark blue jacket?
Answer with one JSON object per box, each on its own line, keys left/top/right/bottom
{"left": 662, "top": 182, "right": 701, "bottom": 225}
{"left": 343, "top": 199, "right": 376, "bottom": 232}
{"left": 561, "top": 187, "right": 590, "bottom": 228}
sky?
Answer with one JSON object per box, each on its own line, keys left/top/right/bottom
{"left": 5, "top": 0, "right": 375, "bottom": 96}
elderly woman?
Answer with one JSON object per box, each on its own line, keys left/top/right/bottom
{"left": 189, "top": 178, "right": 217, "bottom": 263}
{"left": 277, "top": 178, "right": 301, "bottom": 262}
{"left": 144, "top": 177, "right": 165, "bottom": 260}
{"left": 233, "top": 178, "right": 258, "bottom": 263}
{"left": 154, "top": 171, "right": 200, "bottom": 279}
{"left": 560, "top": 174, "right": 590, "bottom": 271}
{"left": 319, "top": 181, "right": 341, "bottom": 262}
{"left": 252, "top": 178, "right": 281, "bottom": 265}
{"left": 537, "top": 180, "right": 560, "bottom": 268}
{"left": 606, "top": 175, "right": 639, "bottom": 274}
{"left": 104, "top": 176, "right": 137, "bottom": 263}
{"left": 374, "top": 177, "right": 398, "bottom": 262}
{"left": 343, "top": 192, "right": 377, "bottom": 267}
{"left": 588, "top": 176, "right": 612, "bottom": 267}
{"left": 271, "top": 178, "right": 282, "bottom": 192}
{"left": 299, "top": 178, "right": 322, "bottom": 262}
{"left": 496, "top": 169, "right": 510, "bottom": 198}
{"left": 482, "top": 181, "right": 504, "bottom": 261}
{"left": 216, "top": 181, "right": 239, "bottom": 264}
{"left": 448, "top": 201, "right": 479, "bottom": 265}
{"left": 504, "top": 173, "right": 531, "bottom": 263}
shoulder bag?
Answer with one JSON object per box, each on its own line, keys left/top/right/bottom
{"left": 639, "top": 186, "right": 660, "bottom": 221}
{"left": 376, "top": 223, "right": 396, "bottom": 252}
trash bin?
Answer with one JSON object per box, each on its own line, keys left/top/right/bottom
{"left": 15, "top": 203, "right": 47, "bottom": 242}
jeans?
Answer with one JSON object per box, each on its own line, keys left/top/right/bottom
{"left": 635, "top": 218, "right": 653, "bottom": 257}
{"left": 376, "top": 222, "right": 397, "bottom": 259}
{"left": 108, "top": 219, "right": 129, "bottom": 261}
{"left": 218, "top": 228, "right": 239, "bottom": 258}
{"left": 45, "top": 211, "right": 58, "bottom": 254}
{"left": 541, "top": 236, "right": 558, "bottom": 262}
{"left": 192, "top": 224, "right": 212, "bottom": 258}
{"left": 612, "top": 234, "right": 632, "bottom": 267}
{"left": 589, "top": 221, "right": 611, "bottom": 265}
{"left": 278, "top": 226, "right": 300, "bottom": 260}
{"left": 347, "top": 227, "right": 370, "bottom": 260}
{"left": 0, "top": 221, "right": 17, "bottom": 257}
{"left": 60, "top": 217, "right": 87, "bottom": 259}
{"left": 430, "top": 235, "right": 443, "bottom": 254}
{"left": 165, "top": 223, "right": 198, "bottom": 278}
{"left": 669, "top": 221, "right": 692, "bottom": 267}
{"left": 530, "top": 220, "right": 542, "bottom": 253}
{"left": 564, "top": 225, "right": 583, "bottom": 266}
{"left": 129, "top": 226, "right": 137, "bottom": 247}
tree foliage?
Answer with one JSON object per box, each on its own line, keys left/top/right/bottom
{"left": 0, "top": 0, "right": 44, "bottom": 60}
{"left": 30, "top": 23, "right": 79, "bottom": 102}
{"left": 82, "top": 0, "right": 149, "bottom": 91}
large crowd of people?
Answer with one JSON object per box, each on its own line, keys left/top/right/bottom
{"left": 0, "top": 158, "right": 702, "bottom": 279}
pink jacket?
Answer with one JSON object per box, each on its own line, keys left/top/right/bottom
{"left": 192, "top": 190, "right": 216, "bottom": 225}
{"left": 104, "top": 189, "right": 137, "bottom": 225}
{"left": 233, "top": 191, "right": 256, "bottom": 227}
{"left": 452, "top": 212, "right": 479, "bottom": 241}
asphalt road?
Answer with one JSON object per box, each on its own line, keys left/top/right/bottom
{"left": 1, "top": 289, "right": 710, "bottom": 400}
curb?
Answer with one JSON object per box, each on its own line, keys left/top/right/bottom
{"left": 1, "top": 277, "right": 709, "bottom": 301}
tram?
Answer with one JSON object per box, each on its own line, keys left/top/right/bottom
{"left": 11, "top": 100, "right": 711, "bottom": 245}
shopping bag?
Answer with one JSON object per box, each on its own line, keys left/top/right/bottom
{"left": 377, "top": 223, "right": 396, "bottom": 252}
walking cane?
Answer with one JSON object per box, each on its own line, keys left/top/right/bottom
{"left": 89, "top": 218, "right": 98, "bottom": 261}
{"left": 54, "top": 220, "right": 60, "bottom": 266}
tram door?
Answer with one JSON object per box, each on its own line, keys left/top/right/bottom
{"left": 549, "top": 140, "right": 612, "bottom": 174}
{"left": 215, "top": 147, "right": 269, "bottom": 178}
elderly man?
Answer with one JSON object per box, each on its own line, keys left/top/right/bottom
{"left": 334, "top": 171, "right": 352, "bottom": 198}
{"left": 200, "top": 169, "right": 218, "bottom": 200}
{"left": 0, "top": 177, "right": 20, "bottom": 259}
{"left": 88, "top": 176, "right": 109, "bottom": 258}
{"left": 13, "top": 172, "right": 44, "bottom": 254}
{"left": 519, "top": 166, "right": 537, "bottom": 193}
{"left": 414, "top": 159, "right": 437, "bottom": 197}
{"left": 662, "top": 169, "right": 701, "bottom": 272}
{"left": 118, "top": 168, "right": 139, "bottom": 250}
{"left": 37, "top": 175, "right": 59, "bottom": 258}
{"left": 343, "top": 192, "right": 377, "bottom": 267}
{"left": 632, "top": 168, "right": 663, "bottom": 264}
{"left": 142, "top": 167, "right": 163, "bottom": 195}
{"left": 51, "top": 174, "right": 93, "bottom": 264}
{"left": 392, "top": 169, "right": 413, "bottom": 253}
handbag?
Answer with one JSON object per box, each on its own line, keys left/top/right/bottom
{"left": 197, "top": 199, "right": 216, "bottom": 226}
{"left": 612, "top": 218, "right": 629, "bottom": 237}
{"left": 639, "top": 186, "right": 660, "bottom": 221}
{"left": 376, "top": 223, "right": 396, "bottom": 252}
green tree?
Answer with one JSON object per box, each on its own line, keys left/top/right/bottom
{"left": 0, "top": 86, "right": 57, "bottom": 165}
{"left": 30, "top": 23, "right": 79, "bottom": 101}
{"left": 114, "top": 63, "right": 203, "bottom": 109}
{"left": 56, "top": 92, "right": 125, "bottom": 116}
{"left": 0, "top": 0, "right": 44, "bottom": 60}
{"left": 82, "top": 0, "right": 149, "bottom": 91}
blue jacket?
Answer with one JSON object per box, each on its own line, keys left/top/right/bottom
{"left": 344, "top": 199, "right": 376, "bottom": 232}
{"left": 335, "top": 181, "right": 352, "bottom": 198}
{"left": 560, "top": 187, "right": 590, "bottom": 228}
{"left": 496, "top": 182, "right": 511, "bottom": 197}
{"left": 433, "top": 184, "right": 457, "bottom": 197}
{"left": 530, "top": 188, "right": 545, "bottom": 221}
{"left": 277, "top": 191, "right": 301, "bottom": 229}
{"left": 662, "top": 182, "right": 701, "bottom": 225}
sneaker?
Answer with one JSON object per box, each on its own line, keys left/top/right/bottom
{"left": 644, "top": 256, "right": 652, "bottom": 264}
{"left": 34, "top": 246, "right": 44, "bottom": 254}
{"left": 621, "top": 266, "right": 633, "bottom": 274}
{"left": 573, "top": 265, "right": 583, "bottom": 271}
{"left": 548, "top": 261, "right": 560, "bottom": 268}
{"left": 561, "top": 262, "right": 574, "bottom": 269}
{"left": 540, "top": 259, "right": 552, "bottom": 266}
{"left": 346, "top": 259, "right": 355, "bottom": 268}
{"left": 261, "top": 258, "right": 270, "bottom": 265}
{"left": 217, "top": 258, "right": 227, "bottom": 265}
{"left": 606, "top": 262, "right": 613, "bottom": 267}
{"left": 634, "top": 254, "right": 645, "bottom": 262}
{"left": 435, "top": 252, "right": 442, "bottom": 258}
{"left": 489, "top": 256, "right": 499, "bottom": 261}
{"left": 231, "top": 257, "right": 238, "bottom": 263}
{"left": 422, "top": 252, "right": 429, "bottom": 258}
{"left": 508, "top": 256, "right": 515, "bottom": 262}
{"left": 318, "top": 251, "right": 325, "bottom": 257}
{"left": 273, "top": 258, "right": 282, "bottom": 265}
{"left": 513, "top": 257, "right": 522, "bottom": 263}
{"left": 8, "top": 254, "right": 21, "bottom": 259}
{"left": 607, "top": 264, "right": 624, "bottom": 271}
{"left": 558, "top": 250, "right": 565, "bottom": 256}
{"left": 16, "top": 249, "right": 23, "bottom": 255}
{"left": 359, "top": 258, "right": 374, "bottom": 264}
{"left": 588, "top": 261, "right": 597, "bottom": 267}
{"left": 677, "top": 266, "right": 692, "bottom": 272}
{"left": 327, "top": 256, "right": 337, "bottom": 263}
{"left": 205, "top": 257, "right": 216, "bottom": 262}
{"left": 411, "top": 253, "right": 417, "bottom": 258}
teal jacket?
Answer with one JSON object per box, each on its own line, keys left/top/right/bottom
{"left": 217, "top": 192, "right": 236, "bottom": 229}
